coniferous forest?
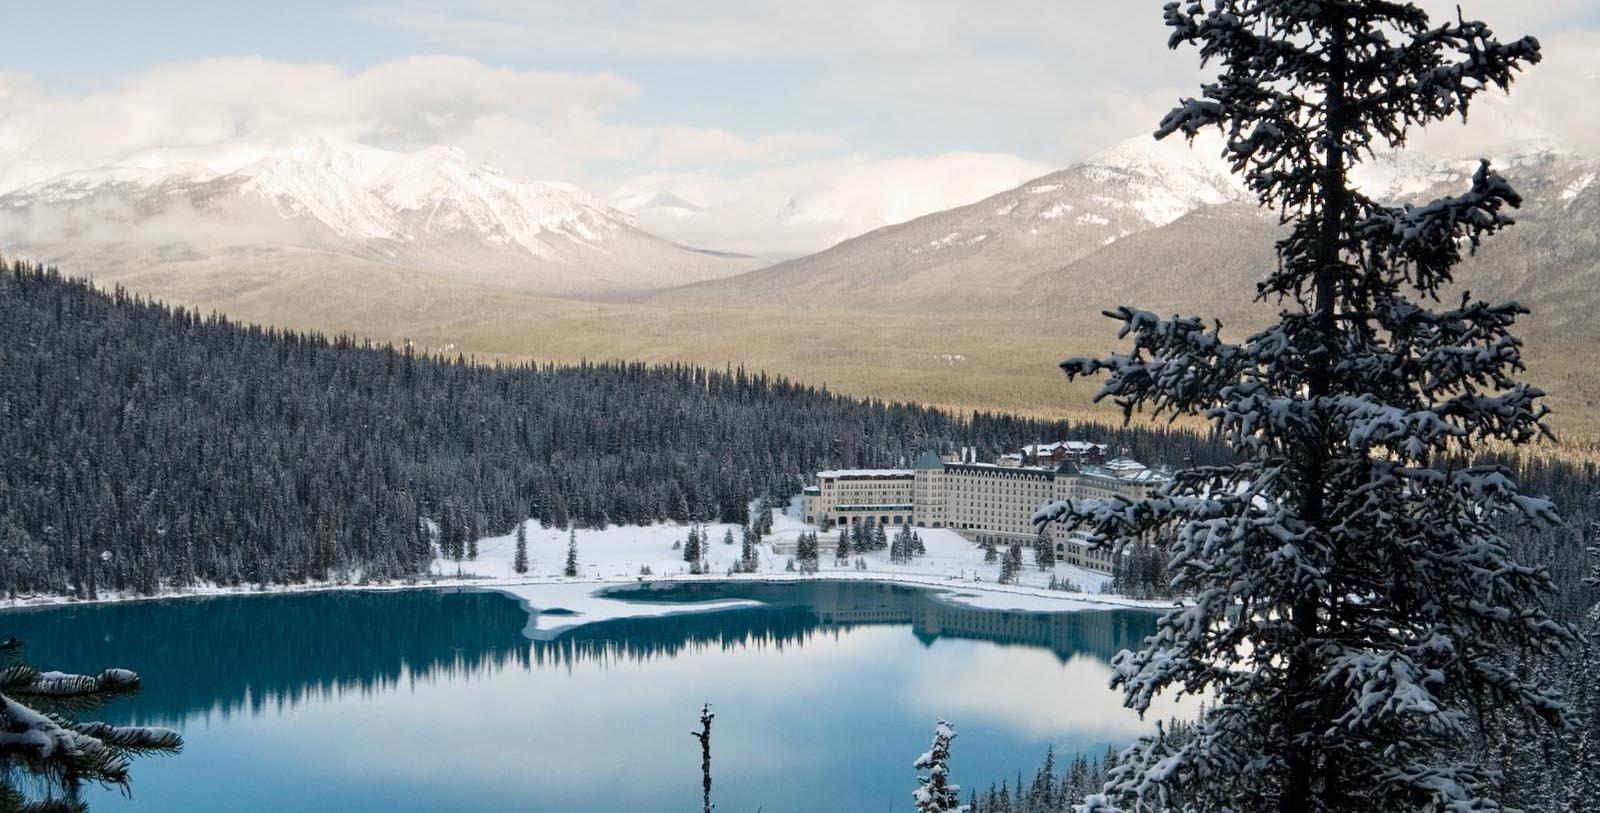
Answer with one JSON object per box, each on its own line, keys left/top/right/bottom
{"left": 0, "top": 262, "right": 1217, "bottom": 599}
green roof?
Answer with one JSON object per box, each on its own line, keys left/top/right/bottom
{"left": 913, "top": 450, "right": 945, "bottom": 470}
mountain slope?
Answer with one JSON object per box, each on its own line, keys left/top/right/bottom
{"left": 0, "top": 140, "right": 758, "bottom": 297}
{"left": 653, "top": 135, "right": 1244, "bottom": 309}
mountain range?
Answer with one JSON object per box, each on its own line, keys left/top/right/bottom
{"left": 0, "top": 139, "right": 757, "bottom": 298}
{"left": 3, "top": 132, "right": 1596, "bottom": 434}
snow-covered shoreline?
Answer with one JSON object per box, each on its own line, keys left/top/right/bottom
{"left": 0, "top": 511, "right": 1173, "bottom": 627}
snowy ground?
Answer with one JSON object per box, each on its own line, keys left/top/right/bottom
{"left": 1, "top": 506, "right": 1171, "bottom": 627}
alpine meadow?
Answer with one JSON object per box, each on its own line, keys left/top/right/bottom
{"left": 1, "top": 2, "right": 1598, "bottom": 812}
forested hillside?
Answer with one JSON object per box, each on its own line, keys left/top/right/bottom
{"left": 0, "top": 261, "right": 1215, "bottom": 599}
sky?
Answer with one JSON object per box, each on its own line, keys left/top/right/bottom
{"left": 1, "top": 1, "right": 1597, "bottom": 256}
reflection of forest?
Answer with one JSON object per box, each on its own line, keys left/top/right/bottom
{"left": 0, "top": 584, "right": 1154, "bottom": 726}
{"left": 1, "top": 590, "right": 534, "bottom": 726}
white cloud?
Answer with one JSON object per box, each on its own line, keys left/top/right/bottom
{"left": 1403, "top": 30, "right": 1600, "bottom": 158}
{"left": 648, "top": 127, "right": 845, "bottom": 167}
{"left": 612, "top": 151, "right": 1053, "bottom": 257}
{"left": 0, "top": 56, "right": 842, "bottom": 193}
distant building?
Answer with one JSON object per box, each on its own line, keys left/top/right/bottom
{"left": 800, "top": 444, "right": 1170, "bottom": 572}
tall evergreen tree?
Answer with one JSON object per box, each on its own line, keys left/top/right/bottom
{"left": 1040, "top": 4, "right": 1568, "bottom": 811}
{"left": 998, "top": 542, "right": 1021, "bottom": 586}
{"left": 1033, "top": 528, "right": 1055, "bottom": 571}
{"left": 564, "top": 527, "right": 578, "bottom": 578}
{"left": 682, "top": 526, "right": 701, "bottom": 566}
{"left": 912, "top": 719, "right": 963, "bottom": 813}
{"left": 513, "top": 523, "right": 529, "bottom": 575}
{"left": 796, "top": 531, "right": 819, "bottom": 574}
{"left": 740, "top": 524, "right": 760, "bottom": 573}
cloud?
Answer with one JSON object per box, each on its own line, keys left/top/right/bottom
{"left": 0, "top": 56, "right": 842, "bottom": 193}
{"left": 1423, "top": 30, "right": 1600, "bottom": 157}
{"left": 903, "top": 646, "right": 1202, "bottom": 740}
{"left": 648, "top": 127, "right": 845, "bottom": 167}
{"left": 611, "top": 151, "right": 1053, "bottom": 257}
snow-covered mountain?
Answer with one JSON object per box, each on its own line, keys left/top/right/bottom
{"left": 656, "top": 133, "right": 1599, "bottom": 335}
{"left": 652, "top": 133, "right": 1248, "bottom": 308}
{"left": 0, "top": 139, "right": 757, "bottom": 296}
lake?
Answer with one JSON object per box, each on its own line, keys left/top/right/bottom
{"left": 1, "top": 582, "right": 1163, "bottom": 812}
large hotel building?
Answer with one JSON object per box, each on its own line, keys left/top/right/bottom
{"left": 799, "top": 445, "right": 1169, "bottom": 573}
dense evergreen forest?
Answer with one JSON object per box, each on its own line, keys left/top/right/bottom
{"left": 0, "top": 262, "right": 1216, "bottom": 599}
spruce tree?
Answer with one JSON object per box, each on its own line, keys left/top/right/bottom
{"left": 1040, "top": 4, "right": 1569, "bottom": 811}
{"left": 564, "top": 527, "right": 578, "bottom": 578}
{"left": 835, "top": 529, "right": 851, "bottom": 565}
{"left": 912, "top": 720, "right": 963, "bottom": 813}
{"left": 998, "top": 543, "right": 1018, "bottom": 586}
{"left": 1033, "top": 528, "right": 1055, "bottom": 571}
{"left": 682, "top": 526, "right": 701, "bottom": 566}
{"left": 797, "top": 531, "right": 819, "bottom": 574}
{"left": 513, "top": 523, "right": 529, "bottom": 575}
{"left": 0, "top": 638, "right": 183, "bottom": 810}
{"left": 740, "top": 524, "right": 759, "bottom": 573}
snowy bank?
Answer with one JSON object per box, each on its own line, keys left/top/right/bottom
{"left": 0, "top": 509, "right": 1171, "bottom": 628}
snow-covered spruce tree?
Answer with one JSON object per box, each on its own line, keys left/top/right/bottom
{"left": 682, "top": 526, "right": 701, "bottom": 568}
{"left": 913, "top": 720, "right": 963, "bottom": 813}
{"left": 0, "top": 638, "right": 182, "bottom": 811}
{"left": 564, "top": 527, "right": 578, "bottom": 578}
{"left": 741, "top": 524, "right": 760, "bottom": 573}
{"left": 513, "top": 523, "right": 529, "bottom": 575}
{"left": 1035, "top": 4, "right": 1571, "bottom": 811}
{"left": 1034, "top": 528, "right": 1056, "bottom": 571}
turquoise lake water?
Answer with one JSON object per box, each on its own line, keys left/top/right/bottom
{"left": 1, "top": 582, "right": 1160, "bottom": 812}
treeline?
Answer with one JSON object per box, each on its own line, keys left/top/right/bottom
{"left": 1474, "top": 448, "right": 1600, "bottom": 810}
{"left": 0, "top": 262, "right": 1218, "bottom": 598}
{"left": 970, "top": 722, "right": 1194, "bottom": 813}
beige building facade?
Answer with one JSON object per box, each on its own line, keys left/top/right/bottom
{"left": 800, "top": 447, "right": 1170, "bottom": 573}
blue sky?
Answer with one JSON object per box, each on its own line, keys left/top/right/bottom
{"left": 2, "top": 1, "right": 1597, "bottom": 254}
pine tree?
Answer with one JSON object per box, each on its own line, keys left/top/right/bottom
{"left": 740, "top": 524, "right": 759, "bottom": 573}
{"left": 834, "top": 529, "right": 851, "bottom": 565}
{"left": 1028, "top": 745, "right": 1057, "bottom": 811}
{"left": 1042, "top": 5, "right": 1568, "bottom": 812}
{"left": 721, "top": 528, "right": 735, "bottom": 547}
{"left": 0, "top": 638, "right": 183, "bottom": 809}
{"left": 1033, "top": 527, "right": 1055, "bottom": 571}
{"left": 982, "top": 539, "right": 997, "bottom": 563}
{"left": 797, "top": 531, "right": 819, "bottom": 573}
{"left": 912, "top": 719, "right": 963, "bottom": 813}
{"left": 998, "top": 542, "right": 1019, "bottom": 586}
{"left": 513, "top": 523, "right": 529, "bottom": 575}
{"left": 682, "top": 526, "right": 701, "bottom": 566}
{"left": 564, "top": 527, "right": 578, "bottom": 577}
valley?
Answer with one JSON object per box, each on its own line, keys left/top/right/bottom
{"left": 10, "top": 135, "right": 1595, "bottom": 441}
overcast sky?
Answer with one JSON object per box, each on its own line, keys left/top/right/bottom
{"left": 2, "top": 1, "right": 1597, "bottom": 255}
